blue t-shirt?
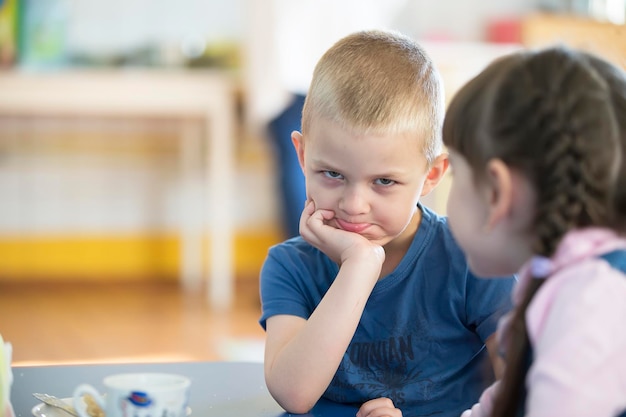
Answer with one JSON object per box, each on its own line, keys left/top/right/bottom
{"left": 259, "top": 204, "right": 516, "bottom": 417}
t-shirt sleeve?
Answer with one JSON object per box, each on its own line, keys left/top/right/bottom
{"left": 465, "top": 272, "right": 517, "bottom": 343}
{"left": 258, "top": 245, "right": 315, "bottom": 330}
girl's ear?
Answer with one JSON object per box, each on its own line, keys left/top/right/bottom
{"left": 291, "top": 131, "right": 306, "bottom": 172}
{"left": 420, "top": 153, "right": 449, "bottom": 197}
{"left": 485, "top": 158, "right": 514, "bottom": 229}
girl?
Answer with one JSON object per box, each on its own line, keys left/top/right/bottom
{"left": 444, "top": 47, "right": 626, "bottom": 416}
{"left": 357, "top": 46, "right": 626, "bottom": 417}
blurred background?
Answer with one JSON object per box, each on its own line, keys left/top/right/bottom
{"left": 0, "top": 0, "right": 624, "bottom": 365}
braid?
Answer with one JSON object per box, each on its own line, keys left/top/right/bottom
{"left": 522, "top": 55, "right": 615, "bottom": 255}
{"left": 532, "top": 91, "right": 591, "bottom": 255}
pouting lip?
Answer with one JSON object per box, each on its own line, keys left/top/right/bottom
{"left": 335, "top": 218, "right": 371, "bottom": 233}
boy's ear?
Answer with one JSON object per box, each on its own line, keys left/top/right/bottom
{"left": 420, "top": 153, "right": 449, "bottom": 197}
{"left": 484, "top": 158, "right": 514, "bottom": 229}
{"left": 291, "top": 131, "right": 306, "bottom": 172}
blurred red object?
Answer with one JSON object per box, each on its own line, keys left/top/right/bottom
{"left": 487, "top": 18, "right": 522, "bottom": 43}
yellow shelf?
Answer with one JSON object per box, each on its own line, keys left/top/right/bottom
{"left": 0, "top": 229, "right": 281, "bottom": 282}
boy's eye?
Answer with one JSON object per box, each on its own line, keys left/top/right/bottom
{"left": 323, "top": 170, "right": 343, "bottom": 179}
{"left": 375, "top": 178, "right": 395, "bottom": 186}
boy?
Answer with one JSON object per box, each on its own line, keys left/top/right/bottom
{"left": 259, "top": 30, "right": 516, "bottom": 417}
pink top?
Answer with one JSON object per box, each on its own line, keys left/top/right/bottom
{"left": 462, "top": 228, "right": 626, "bottom": 417}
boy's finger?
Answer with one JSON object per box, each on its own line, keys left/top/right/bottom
{"left": 357, "top": 398, "right": 398, "bottom": 417}
{"left": 359, "top": 407, "right": 402, "bottom": 417}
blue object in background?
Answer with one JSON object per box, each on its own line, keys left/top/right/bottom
{"left": 268, "top": 94, "right": 307, "bottom": 239}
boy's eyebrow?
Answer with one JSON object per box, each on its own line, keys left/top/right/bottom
{"left": 370, "top": 168, "right": 409, "bottom": 178}
{"left": 364, "top": 172, "right": 411, "bottom": 180}
{"left": 309, "top": 156, "right": 339, "bottom": 169}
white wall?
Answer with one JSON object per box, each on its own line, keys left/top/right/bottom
{"left": 61, "top": 0, "right": 538, "bottom": 55}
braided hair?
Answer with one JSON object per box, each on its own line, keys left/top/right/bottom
{"left": 442, "top": 46, "right": 622, "bottom": 415}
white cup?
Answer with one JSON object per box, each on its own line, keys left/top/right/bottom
{"left": 73, "top": 373, "right": 190, "bottom": 417}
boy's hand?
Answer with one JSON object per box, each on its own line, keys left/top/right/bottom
{"left": 357, "top": 398, "right": 402, "bottom": 417}
{"left": 299, "top": 200, "right": 384, "bottom": 266}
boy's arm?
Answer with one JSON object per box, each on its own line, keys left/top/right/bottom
{"left": 263, "top": 202, "right": 384, "bottom": 414}
{"left": 264, "top": 251, "right": 382, "bottom": 413}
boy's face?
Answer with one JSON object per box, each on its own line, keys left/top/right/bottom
{"left": 293, "top": 118, "right": 444, "bottom": 247}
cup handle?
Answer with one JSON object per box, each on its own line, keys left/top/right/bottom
{"left": 73, "top": 384, "right": 104, "bottom": 417}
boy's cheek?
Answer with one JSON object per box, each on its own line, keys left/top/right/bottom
{"left": 307, "top": 192, "right": 334, "bottom": 213}
{"left": 305, "top": 183, "right": 324, "bottom": 205}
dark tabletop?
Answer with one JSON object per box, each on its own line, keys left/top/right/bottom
{"left": 11, "top": 361, "right": 359, "bottom": 417}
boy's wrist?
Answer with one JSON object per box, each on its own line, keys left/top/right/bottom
{"left": 341, "top": 245, "right": 384, "bottom": 265}
{"left": 340, "top": 246, "right": 385, "bottom": 279}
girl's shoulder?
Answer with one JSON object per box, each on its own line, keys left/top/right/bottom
{"left": 529, "top": 251, "right": 626, "bottom": 348}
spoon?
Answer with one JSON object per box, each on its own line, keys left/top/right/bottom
{"left": 32, "top": 393, "right": 78, "bottom": 416}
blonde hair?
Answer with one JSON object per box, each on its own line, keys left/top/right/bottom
{"left": 301, "top": 30, "right": 445, "bottom": 165}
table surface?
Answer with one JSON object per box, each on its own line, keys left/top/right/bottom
{"left": 11, "top": 361, "right": 360, "bottom": 417}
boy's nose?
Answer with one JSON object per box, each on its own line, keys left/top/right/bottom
{"left": 339, "top": 186, "right": 369, "bottom": 215}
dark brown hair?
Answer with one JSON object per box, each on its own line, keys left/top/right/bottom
{"left": 582, "top": 53, "right": 626, "bottom": 232}
{"left": 442, "top": 46, "right": 623, "bottom": 415}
